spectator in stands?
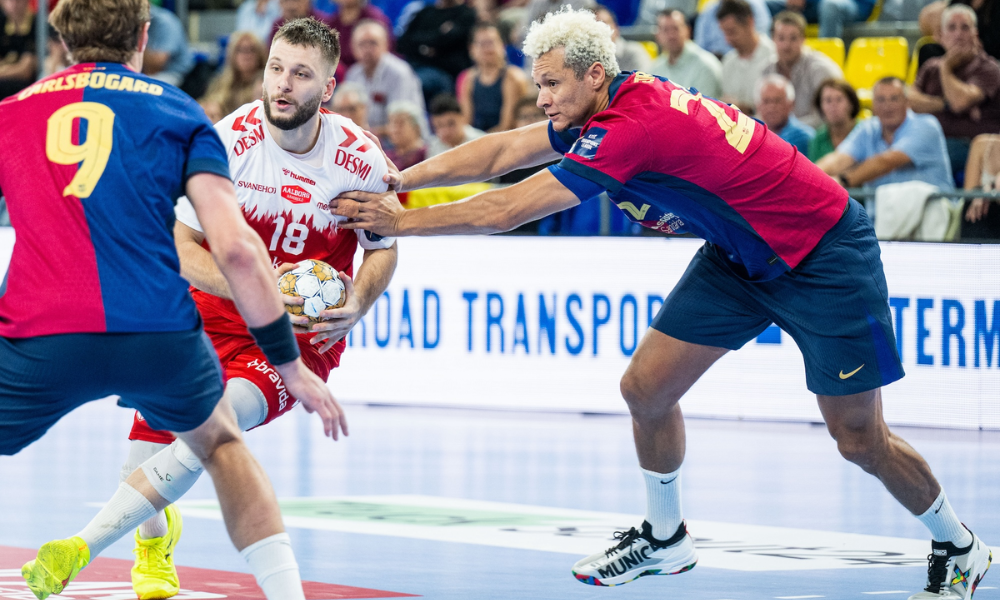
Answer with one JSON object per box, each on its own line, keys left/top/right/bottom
{"left": 144, "top": 5, "right": 194, "bottom": 88}
{"left": 762, "top": 11, "right": 842, "bottom": 127}
{"left": 346, "top": 19, "right": 427, "bottom": 138}
{"left": 764, "top": 0, "right": 873, "bottom": 39}
{"left": 499, "top": 97, "right": 555, "bottom": 185}
{"left": 593, "top": 5, "right": 651, "bottom": 73}
{"left": 695, "top": 0, "right": 771, "bottom": 57}
{"left": 331, "top": 82, "right": 371, "bottom": 129}
{"left": 756, "top": 74, "right": 814, "bottom": 153}
{"left": 0, "top": 0, "right": 36, "bottom": 99}
{"left": 961, "top": 133, "right": 1000, "bottom": 238}
{"left": 718, "top": 0, "right": 776, "bottom": 113}
{"left": 270, "top": 0, "right": 330, "bottom": 42}
{"left": 808, "top": 78, "right": 860, "bottom": 161}
{"left": 458, "top": 23, "right": 528, "bottom": 132}
{"left": 328, "top": 0, "right": 393, "bottom": 80}
{"left": 818, "top": 76, "right": 953, "bottom": 189}
{"left": 953, "top": 0, "right": 999, "bottom": 61}
{"left": 201, "top": 31, "right": 266, "bottom": 119}
{"left": 908, "top": 3, "right": 1000, "bottom": 178}
{"left": 916, "top": 0, "right": 946, "bottom": 70}
{"left": 428, "top": 93, "right": 485, "bottom": 157}
{"left": 649, "top": 10, "right": 722, "bottom": 97}
{"left": 397, "top": 0, "right": 477, "bottom": 106}
{"left": 236, "top": 0, "right": 282, "bottom": 43}
{"left": 385, "top": 100, "right": 428, "bottom": 169}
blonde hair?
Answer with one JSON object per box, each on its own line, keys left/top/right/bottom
{"left": 522, "top": 6, "right": 619, "bottom": 79}
{"left": 201, "top": 31, "right": 267, "bottom": 116}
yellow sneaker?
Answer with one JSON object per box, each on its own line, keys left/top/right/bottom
{"left": 21, "top": 536, "right": 91, "bottom": 600}
{"left": 131, "top": 505, "right": 183, "bottom": 600}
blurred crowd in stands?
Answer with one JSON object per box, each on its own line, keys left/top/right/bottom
{"left": 0, "top": 0, "right": 998, "bottom": 240}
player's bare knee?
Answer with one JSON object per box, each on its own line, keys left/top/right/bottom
{"left": 620, "top": 371, "right": 679, "bottom": 421}
{"left": 830, "top": 426, "right": 888, "bottom": 472}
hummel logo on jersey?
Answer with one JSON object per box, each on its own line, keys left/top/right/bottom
{"left": 839, "top": 364, "right": 864, "bottom": 379}
{"left": 282, "top": 168, "right": 316, "bottom": 186}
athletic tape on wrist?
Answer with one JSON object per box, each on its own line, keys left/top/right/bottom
{"left": 248, "top": 312, "right": 301, "bottom": 366}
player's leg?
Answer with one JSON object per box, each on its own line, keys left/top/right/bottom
{"left": 174, "top": 393, "right": 305, "bottom": 600}
{"left": 573, "top": 243, "right": 770, "bottom": 587}
{"left": 771, "top": 200, "right": 989, "bottom": 599}
{"left": 819, "top": 391, "right": 991, "bottom": 599}
{"left": 121, "top": 377, "right": 268, "bottom": 599}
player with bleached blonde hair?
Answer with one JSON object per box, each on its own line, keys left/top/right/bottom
{"left": 330, "top": 7, "right": 992, "bottom": 598}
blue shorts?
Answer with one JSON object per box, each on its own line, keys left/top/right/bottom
{"left": 652, "top": 199, "right": 904, "bottom": 396}
{"left": 0, "top": 326, "right": 224, "bottom": 455}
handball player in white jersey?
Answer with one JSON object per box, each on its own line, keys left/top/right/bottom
{"left": 55, "top": 18, "right": 398, "bottom": 600}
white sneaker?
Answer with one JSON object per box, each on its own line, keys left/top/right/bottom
{"left": 572, "top": 521, "right": 697, "bottom": 587}
{"left": 909, "top": 527, "right": 991, "bottom": 599}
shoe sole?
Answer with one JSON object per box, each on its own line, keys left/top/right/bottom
{"left": 572, "top": 560, "right": 697, "bottom": 587}
{"left": 21, "top": 543, "right": 74, "bottom": 600}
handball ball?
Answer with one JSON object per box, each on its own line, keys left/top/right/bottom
{"left": 278, "top": 259, "right": 346, "bottom": 323}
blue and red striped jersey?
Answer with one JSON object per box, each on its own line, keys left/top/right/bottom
{"left": 548, "top": 72, "right": 848, "bottom": 281}
{"left": 0, "top": 63, "right": 230, "bottom": 337}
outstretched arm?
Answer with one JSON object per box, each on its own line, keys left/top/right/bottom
{"left": 334, "top": 168, "right": 582, "bottom": 236}
{"left": 396, "top": 121, "right": 561, "bottom": 191}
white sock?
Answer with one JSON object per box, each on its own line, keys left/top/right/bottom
{"left": 641, "top": 467, "right": 682, "bottom": 541}
{"left": 240, "top": 533, "right": 305, "bottom": 600}
{"left": 76, "top": 482, "right": 157, "bottom": 557}
{"left": 138, "top": 511, "right": 169, "bottom": 539}
{"left": 917, "top": 490, "right": 973, "bottom": 547}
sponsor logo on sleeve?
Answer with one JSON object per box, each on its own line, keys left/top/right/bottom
{"left": 570, "top": 126, "right": 608, "bottom": 160}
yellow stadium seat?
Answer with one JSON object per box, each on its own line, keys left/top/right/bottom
{"left": 697, "top": 0, "right": 713, "bottom": 13}
{"left": 906, "top": 36, "right": 935, "bottom": 85}
{"left": 844, "top": 37, "right": 909, "bottom": 107}
{"left": 404, "top": 183, "right": 495, "bottom": 209}
{"left": 805, "top": 37, "right": 845, "bottom": 68}
{"left": 805, "top": 24, "right": 819, "bottom": 38}
{"left": 640, "top": 41, "right": 659, "bottom": 59}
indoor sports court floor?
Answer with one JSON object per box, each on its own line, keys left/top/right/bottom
{"left": 1, "top": 399, "right": 998, "bottom": 600}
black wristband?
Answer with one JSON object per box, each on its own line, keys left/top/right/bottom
{"left": 248, "top": 312, "right": 301, "bottom": 366}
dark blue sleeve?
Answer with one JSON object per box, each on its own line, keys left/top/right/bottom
{"left": 547, "top": 120, "right": 581, "bottom": 155}
{"left": 547, "top": 163, "right": 606, "bottom": 203}
{"left": 184, "top": 117, "right": 231, "bottom": 181}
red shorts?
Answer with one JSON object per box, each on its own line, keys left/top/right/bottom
{"left": 129, "top": 330, "right": 342, "bottom": 444}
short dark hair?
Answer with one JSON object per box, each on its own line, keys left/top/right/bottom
{"left": 273, "top": 17, "right": 341, "bottom": 72}
{"left": 657, "top": 9, "right": 688, "bottom": 25}
{"left": 429, "top": 94, "right": 462, "bottom": 116}
{"left": 874, "top": 75, "right": 905, "bottom": 90}
{"left": 50, "top": 0, "right": 149, "bottom": 63}
{"left": 469, "top": 21, "right": 502, "bottom": 45}
{"left": 717, "top": 0, "right": 754, "bottom": 24}
{"left": 813, "top": 78, "right": 860, "bottom": 119}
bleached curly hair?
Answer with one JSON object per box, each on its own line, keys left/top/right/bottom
{"left": 522, "top": 7, "right": 620, "bottom": 80}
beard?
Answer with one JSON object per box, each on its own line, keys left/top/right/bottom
{"left": 262, "top": 88, "right": 323, "bottom": 131}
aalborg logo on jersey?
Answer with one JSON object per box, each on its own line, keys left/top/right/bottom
{"left": 336, "top": 125, "right": 373, "bottom": 181}
{"left": 233, "top": 106, "right": 265, "bottom": 156}
{"left": 282, "top": 185, "right": 312, "bottom": 204}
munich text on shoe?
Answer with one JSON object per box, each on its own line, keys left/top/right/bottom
{"left": 909, "top": 527, "right": 991, "bottom": 600}
{"left": 132, "top": 505, "right": 184, "bottom": 600}
{"left": 572, "top": 520, "right": 697, "bottom": 586}
{"left": 21, "top": 536, "right": 91, "bottom": 600}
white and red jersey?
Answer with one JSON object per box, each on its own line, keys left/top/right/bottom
{"left": 175, "top": 100, "right": 394, "bottom": 341}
